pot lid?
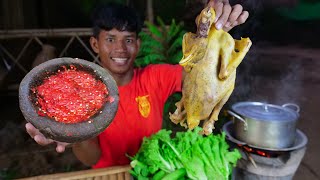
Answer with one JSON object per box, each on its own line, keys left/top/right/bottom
{"left": 231, "top": 102, "right": 299, "bottom": 122}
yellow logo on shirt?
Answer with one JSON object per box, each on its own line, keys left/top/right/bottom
{"left": 136, "top": 95, "right": 150, "bottom": 118}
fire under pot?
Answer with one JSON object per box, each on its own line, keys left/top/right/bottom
{"left": 223, "top": 121, "right": 308, "bottom": 180}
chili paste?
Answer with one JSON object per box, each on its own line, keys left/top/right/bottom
{"left": 35, "top": 66, "right": 108, "bottom": 123}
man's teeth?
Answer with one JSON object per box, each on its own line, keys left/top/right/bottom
{"left": 112, "top": 58, "right": 128, "bottom": 63}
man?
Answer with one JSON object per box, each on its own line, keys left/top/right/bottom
{"left": 26, "top": 0, "right": 249, "bottom": 168}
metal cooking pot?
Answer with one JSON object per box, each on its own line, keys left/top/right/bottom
{"left": 227, "top": 102, "right": 300, "bottom": 149}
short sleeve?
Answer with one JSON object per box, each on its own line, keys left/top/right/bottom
{"left": 143, "top": 64, "right": 183, "bottom": 101}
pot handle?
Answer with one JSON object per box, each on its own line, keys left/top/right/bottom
{"left": 227, "top": 110, "right": 248, "bottom": 130}
{"left": 282, "top": 103, "right": 300, "bottom": 113}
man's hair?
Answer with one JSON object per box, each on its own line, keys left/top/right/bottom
{"left": 91, "top": 3, "right": 142, "bottom": 38}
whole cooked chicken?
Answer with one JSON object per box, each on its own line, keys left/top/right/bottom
{"left": 169, "top": 7, "right": 252, "bottom": 135}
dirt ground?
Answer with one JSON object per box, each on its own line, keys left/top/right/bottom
{"left": 0, "top": 45, "right": 319, "bottom": 179}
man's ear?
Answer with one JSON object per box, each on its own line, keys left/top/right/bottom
{"left": 90, "top": 36, "right": 99, "bottom": 54}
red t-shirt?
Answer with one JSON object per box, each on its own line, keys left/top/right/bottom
{"left": 93, "top": 64, "right": 183, "bottom": 168}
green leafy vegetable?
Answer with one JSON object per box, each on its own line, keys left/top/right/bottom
{"left": 134, "top": 17, "right": 186, "bottom": 67}
{"left": 152, "top": 170, "right": 167, "bottom": 180}
{"left": 162, "top": 168, "right": 187, "bottom": 180}
{"left": 130, "top": 127, "right": 241, "bottom": 180}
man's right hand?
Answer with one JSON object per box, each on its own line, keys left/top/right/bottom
{"left": 26, "top": 122, "right": 101, "bottom": 166}
{"left": 25, "top": 122, "right": 70, "bottom": 153}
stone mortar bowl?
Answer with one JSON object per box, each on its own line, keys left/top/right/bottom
{"left": 19, "top": 57, "right": 119, "bottom": 143}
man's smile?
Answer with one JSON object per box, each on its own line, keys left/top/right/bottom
{"left": 111, "top": 57, "right": 129, "bottom": 65}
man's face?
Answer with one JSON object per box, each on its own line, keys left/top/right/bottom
{"left": 90, "top": 29, "right": 140, "bottom": 76}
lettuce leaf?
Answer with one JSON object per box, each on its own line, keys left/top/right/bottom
{"left": 130, "top": 127, "right": 241, "bottom": 180}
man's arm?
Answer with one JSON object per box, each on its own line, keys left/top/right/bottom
{"left": 72, "top": 137, "right": 101, "bottom": 166}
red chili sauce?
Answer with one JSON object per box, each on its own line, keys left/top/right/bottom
{"left": 35, "top": 66, "right": 108, "bottom": 123}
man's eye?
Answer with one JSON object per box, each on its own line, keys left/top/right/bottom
{"left": 126, "top": 39, "right": 133, "bottom": 43}
{"left": 106, "top": 38, "right": 114, "bottom": 42}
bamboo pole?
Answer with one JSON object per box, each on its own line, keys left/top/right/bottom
{"left": 0, "top": 28, "right": 92, "bottom": 39}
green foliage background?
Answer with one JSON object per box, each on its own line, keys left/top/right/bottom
{"left": 134, "top": 17, "right": 186, "bottom": 67}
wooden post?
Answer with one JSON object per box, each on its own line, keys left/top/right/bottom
{"left": 146, "top": 0, "right": 154, "bottom": 23}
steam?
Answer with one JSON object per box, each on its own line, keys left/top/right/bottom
{"left": 273, "top": 58, "right": 302, "bottom": 106}
{"left": 229, "top": 49, "right": 303, "bottom": 109}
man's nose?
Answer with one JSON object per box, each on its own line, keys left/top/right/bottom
{"left": 114, "top": 40, "right": 127, "bottom": 52}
